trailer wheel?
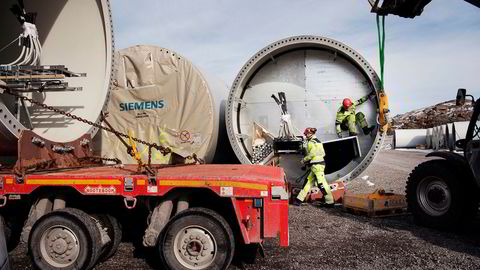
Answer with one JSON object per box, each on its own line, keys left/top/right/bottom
{"left": 0, "top": 215, "right": 10, "bottom": 268}
{"left": 28, "top": 208, "right": 102, "bottom": 270}
{"left": 97, "top": 214, "right": 122, "bottom": 261}
{"left": 159, "top": 207, "right": 235, "bottom": 270}
{"left": 406, "top": 160, "right": 477, "bottom": 229}
{"left": 1, "top": 216, "right": 20, "bottom": 252}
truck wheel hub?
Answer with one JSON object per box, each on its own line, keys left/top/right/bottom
{"left": 187, "top": 240, "right": 202, "bottom": 256}
{"left": 40, "top": 226, "right": 80, "bottom": 267}
{"left": 174, "top": 226, "right": 217, "bottom": 269}
{"left": 427, "top": 187, "right": 447, "bottom": 204}
{"left": 417, "top": 177, "right": 451, "bottom": 216}
{"left": 52, "top": 239, "right": 68, "bottom": 254}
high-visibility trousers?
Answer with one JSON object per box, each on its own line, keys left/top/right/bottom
{"left": 296, "top": 164, "right": 334, "bottom": 204}
{"left": 337, "top": 111, "right": 368, "bottom": 134}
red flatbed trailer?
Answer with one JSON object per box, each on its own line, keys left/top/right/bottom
{"left": 0, "top": 164, "right": 289, "bottom": 270}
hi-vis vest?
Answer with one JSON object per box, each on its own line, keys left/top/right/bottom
{"left": 303, "top": 136, "right": 325, "bottom": 164}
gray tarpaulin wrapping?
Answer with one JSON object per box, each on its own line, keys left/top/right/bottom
{"left": 95, "top": 45, "right": 218, "bottom": 164}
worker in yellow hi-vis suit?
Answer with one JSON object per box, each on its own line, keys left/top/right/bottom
{"left": 336, "top": 91, "right": 376, "bottom": 137}
{"left": 293, "top": 128, "right": 334, "bottom": 206}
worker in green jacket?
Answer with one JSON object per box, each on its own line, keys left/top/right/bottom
{"left": 336, "top": 91, "right": 376, "bottom": 137}
{"left": 293, "top": 127, "right": 334, "bottom": 206}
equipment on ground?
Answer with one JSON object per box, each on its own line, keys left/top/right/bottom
{"left": 393, "top": 129, "right": 427, "bottom": 149}
{"left": 293, "top": 180, "right": 346, "bottom": 204}
{"left": 343, "top": 189, "right": 407, "bottom": 217}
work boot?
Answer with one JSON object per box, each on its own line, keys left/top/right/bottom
{"left": 291, "top": 198, "right": 303, "bottom": 206}
{"left": 362, "top": 125, "right": 376, "bottom": 135}
{"left": 349, "top": 131, "right": 357, "bottom": 137}
{"left": 320, "top": 202, "right": 335, "bottom": 208}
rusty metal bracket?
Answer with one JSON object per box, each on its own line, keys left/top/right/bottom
{"left": 14, "top": 130, "right": 95, "bottom": 174}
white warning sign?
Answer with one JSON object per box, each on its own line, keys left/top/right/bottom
{"left": 220, "top": 187, "right": 233, "bottom": 197}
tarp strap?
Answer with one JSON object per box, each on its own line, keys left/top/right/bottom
{"left": 376, "top": 14, "right": 386, "bottom": 91}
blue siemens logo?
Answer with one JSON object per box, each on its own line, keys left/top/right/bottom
{"left": 119, "top": 100, "right": 165, "bottom": 111}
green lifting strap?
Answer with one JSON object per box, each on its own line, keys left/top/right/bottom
{"left": 376, "top": 14, "right": 386, "bottom": 91}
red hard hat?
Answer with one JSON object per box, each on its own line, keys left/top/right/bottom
{"left": 304, "top": 127, "right": 316, "bottom": 136}
{"left": 343, "top": 98, "right": 353, "bottom": 109}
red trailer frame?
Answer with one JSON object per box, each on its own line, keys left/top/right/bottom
{"left": 0, "top": 163, "right": 289, "bottom": 269}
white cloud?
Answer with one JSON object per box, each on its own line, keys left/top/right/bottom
{"left": 112, "top": 0, "right": 480, "bottom": 114}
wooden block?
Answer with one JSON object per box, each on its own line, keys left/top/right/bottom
{"left": 343, "top": 192, "right": 407, "bottom": 217}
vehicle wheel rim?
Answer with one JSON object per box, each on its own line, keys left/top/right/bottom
{"left": 39, "top": 225, "right": 80, "bottom": 268}
{"left": 417, "top": 176, "right": 451, "bottom": 216}
{"left": 173, "top": 225, "right": 217, "bottom": 270}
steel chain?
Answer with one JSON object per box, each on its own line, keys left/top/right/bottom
{"left": 14, "top": 159, "right": 56, "bottom": 175}
{"left": 16, "top": 156, "right": 121, "bottom": 175}
{"left": 77, "top": 156, "right": 122, "bottom": 165}
{"left": 148, "top": 145, "right": 152, "bottom": 166}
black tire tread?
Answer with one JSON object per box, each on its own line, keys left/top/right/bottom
{"left": 98, "top": 214, "right": 122, "bottom": 261}
{"left": 55, "top": 208, "right": 103, "bottom": 269}
{"left": 406, "top": 159, "right": 478, "bottom": 229}
{"left": 159, "top": 207, "right": 235, "bottom": 270}
{"left": 2, "top": 215, "right": 21, "bottom": 251}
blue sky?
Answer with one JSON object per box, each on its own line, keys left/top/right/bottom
{"left": 111, "top": 0, "right": 480, "bottom": 115}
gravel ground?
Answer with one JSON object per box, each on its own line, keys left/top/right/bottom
{"left": 9, "top": 150, "right": 480, "bottom": 269}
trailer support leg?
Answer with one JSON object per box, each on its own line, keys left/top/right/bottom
{"left": 176, "top": 195, "right": 189, "bottom": 215}
{"left": 21, "top": 197, "right": 53, "bottom": 243}
{"left": 53, "top": 196, "right": 66, "bottom": 210}
{"left": 143, "top": 199, "right": 173, "bottom": 247}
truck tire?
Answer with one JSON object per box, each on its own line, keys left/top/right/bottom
{"left": 28, "top": 208, "right": 102, "bottom": 270}
{"left": 2, "top": 216, "right": 21, "bottom": 252}
{"left": 406, "top": 159, "right": 477, "bottom": 229}
{"left": 0, "top": 215, "right": 10, "bottom": 270}
{"left": 159, "top": 207, "right": 235, "bottom": 270}
{"left": 97, "top": 214, "right": 122, "bottom": 262}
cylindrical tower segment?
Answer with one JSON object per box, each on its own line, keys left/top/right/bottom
{"left": 0, "top": 0, "right": 114, "bottom": 155}
{"left": 226, "top": 36, "right": 386, "bottom": 182}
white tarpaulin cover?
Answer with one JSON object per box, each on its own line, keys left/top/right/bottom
{"left": 96, "top": 45, "right": 218, "bottom": 164}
